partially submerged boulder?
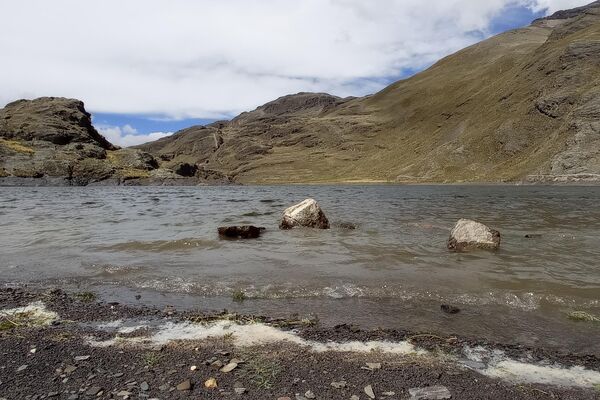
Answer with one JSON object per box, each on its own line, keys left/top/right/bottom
{"left": 279, "top": 198, "right": 330, "bottom": 230}
{"left": 218, "top": 225, "right": 265, "bottom": 239}
{"left": 447, "top": 219, "right": 500, "bottom": 251}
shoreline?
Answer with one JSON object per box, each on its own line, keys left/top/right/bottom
{"left": 1, "top": 287, "right": 599, "bottom": 399}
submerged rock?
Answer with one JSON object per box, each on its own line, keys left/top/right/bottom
{"left": 441, "top": 304, "right": 460, "bottom": 314}
{"left": 447, "top": 219, "right": 500, "bottom": 251}
{"left": 218, "top": 225, "right": 265, "bottom": 239}
{"left": 279, "top": 198, "right": 330, "bottom": 230}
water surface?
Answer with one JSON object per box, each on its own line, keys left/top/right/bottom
{"left": 1, "top": 185, "right": 599, "bottom": 353}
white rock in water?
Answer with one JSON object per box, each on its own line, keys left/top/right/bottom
{"left": 279, "top": 198, "right": 330, "bottom": 229}
{"left": 447, "top": 219, "right": 500, "bottom": 251}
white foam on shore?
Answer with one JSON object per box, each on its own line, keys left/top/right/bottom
{"left": 0, "top": 301, "right": 58, "bottom": 326}
{"left": 462, "top": 345, "right": 600, "bottom": 388}
{"left": 85, "top": 319, "right": 600, "bottom": 388}
{"left": 150, "top": 320, "right": 422, "bottom": 355}
{"left": 87, "top": 319, "right": 422, "bottom": 356}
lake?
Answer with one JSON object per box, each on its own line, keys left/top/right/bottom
{"left": 1, "top": 185, "right": 599, "bottom": 353}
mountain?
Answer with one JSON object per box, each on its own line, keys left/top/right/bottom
{"left": 137, "top": 1, "right": 600, "bottom": 184}
{"left": 2, "top": 2, "right": 599, "bottom": 185}
{"left": 0, "top": 98, "right": 230, "bottom": 185}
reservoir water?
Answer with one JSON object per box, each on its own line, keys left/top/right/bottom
{"left": 1, "top": 185, "right": 599, "bottom": 353}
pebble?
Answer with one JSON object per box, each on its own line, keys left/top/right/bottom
{"left": 382, "top": 391, "right": 396, "bottom": 396}
{"left": 350, "top": 396, "right": 359, "bottom": 400}
{"left": 176, "top": 380, "right": 192, "bottom": 391}
{"left": 74, "top": 355, "right": 90, "bottom": 361}
{"left": 305, "top": 390, "right": 316, "bottom": 399}
{"left": 64, "top": 365, "right": 77, "bottom": 374}
{"left": 17, "top": 365, "right": 28, "bottom": 372}
{"left": 205, "top": 377, "right": 218, "bottom": 388}
{"left": 363, "top": 363, "right": 381, "bottom": 370}
{"left": 190, "top": 365, "right": 198, "bottom": 371}
{"left": 234, "top": 387, "right": 247, "bottom": 394}
{"left": 140, "top": 381, "right": 150, "bottom": 391}
{"left": 211, "top": 360, "right": 224, "bottom": 369}
{"left": 30, "top": 348, "right": 37, "bottom": 354}
{"left": 220, "top": 362, "right": 238, "bottom": 373}
{"left": 116, "top": 391, "right": 132, "bottom": 397}
{"left": 85, "top": 387, "right": 102, "bottom": 396}
{"left": 408, "top": 385, "right": 452, "bottom": 400}
{"left": 277, "top": 397, "right": 292, "bottom": 400}
{"left": 331, "top": 381, "right": 347, "bottom": 389}
{"left": 364, "top": 385, "right": 375, "bottom": 399}
{"left": 113, "top": 372, "right": 124, "bottom": 378}
{"left": 47, "top": 392, "right": 59, "bottom": 398}
{"left": 67, "top": 395, "right": 79, "bottom": 400}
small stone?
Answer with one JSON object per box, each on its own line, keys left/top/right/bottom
{"left": 158, "top": 384, "right": 168, "bottom": 391}
{"left": 331, "top": 381, "right": 347, "bottom": 389}
{"left": 295, "top": 396, "right": 308, "bottom": 400}
{"left": 47, "top": 393, "right": 59, "bottom": 398}
{"left": 67, "top": 395, "right": 79, "bottom": 400}
{"left": 116, "top": 391, "right": 132, "bottom": 397}
{"left": 220, "top": 362, "right": 238, "bottom": 373}
{"left": 234, "top": 387, "right": 247, "bottom": 395}
{"left": 190, "top": 365, "right": 198, "bottom": 371}
{"left": 277, "top": 397, "right": 292, "bottom": 400}
{"left": 382, "top": 392, "right": 396, "bottom": 396}
{"left": 74, "top": 355, "right": 90, "bottom": 361}
{"left": 408, "top": 385, "right": 452, "bottom": 400}
{"left": 85, "top": 387, "right": 102, "bottom": 396}
{"left": 204, "top": 377, "right": 218, "bottom": 389}
{"left": 364, "top": 385, "right": 375, "bottom": 399}
{"left": 30, "top": 348, "right": 37, "bottom": 354}
{"left": 350, "top": 396, "right": 359, "bottom": 400}
{"left": 363, "top": 363, "right": 381, "bottom": 370}
{"left": 305, "top": 390, "right": 316, "bottom": 399}
{"left": 17, "top": 365, "right": 28, "bottom": 372}
{"left": 211, "top": 360, "right": 224, "bottom": 369}
{"left": 61, "top": 365, "right": 76, "bottom": 374}
{"left": 177, "top": 380, "right": 192, "bottom": 391}
{"left": 140, "top": 381, "right": 150, "bottom": 391}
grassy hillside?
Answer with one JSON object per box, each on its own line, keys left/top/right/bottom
{"left": 135, "top": 2, "right": 598, "bottom": 184}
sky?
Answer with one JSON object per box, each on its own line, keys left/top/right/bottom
{"left": 0, "top": 0, "right": 591, "bottom": 146}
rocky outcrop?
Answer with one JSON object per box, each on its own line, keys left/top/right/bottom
{"left": 447, "top": 219, "right": 501, "bottom": 252}
{"left": 0, "top": 97, "right": 115, "bottom": 149}
{"left": 0, "top": 98, "right": 235, "bottom": 186}
{"left": 279, "top": 199, "right": 330, "bottom": 230}
{"left": 218, "top": 226, "right": 265, "bottom": 239}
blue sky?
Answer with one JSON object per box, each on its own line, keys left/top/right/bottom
{"left": 0, "top": 0, "right": 587, "bottom": 146}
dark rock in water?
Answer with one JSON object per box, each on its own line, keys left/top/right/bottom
{"left": 441, "top": 304, "right": 460, "bottom": 314}
{"left": 337, "top": 222, "right": 357, "bottom": 230}
{"left": 524, "top": 234, "right": 542, "bottom": 239}
{"left": 447, "top": 219, "right": 500, "bottom": 252}
{"left": 280, "top": 198, "right": 330, "bottom": 230}
{"left": 218, "top": 225, "right": 265, "bottom": 239}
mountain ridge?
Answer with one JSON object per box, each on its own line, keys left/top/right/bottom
{"left": 2, "top": 1, "right": 599, "bottom": 185}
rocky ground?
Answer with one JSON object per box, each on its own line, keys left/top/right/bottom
{"left": 1, "top": 287, "right": 599, "bottom": 400}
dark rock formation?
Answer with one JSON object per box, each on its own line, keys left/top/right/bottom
{"left": 218, "top": 226, "right": 265, "bottom": 239}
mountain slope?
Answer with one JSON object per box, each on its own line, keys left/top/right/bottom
{"left": 138, "top": 1, "right": 600, "bottom": 184}
{"left": 0, "top": 98, "right": 230, "bottom": 185}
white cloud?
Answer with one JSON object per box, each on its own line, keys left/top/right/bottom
{"left": 0, "top": 0, "right": 591, "bottom": 119}
{"left": 96, "top": 124, "right": 172, "bottom": 147}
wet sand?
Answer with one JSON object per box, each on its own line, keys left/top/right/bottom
{"left": 1, "top": 287, "right": 599, "bottom": 400}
